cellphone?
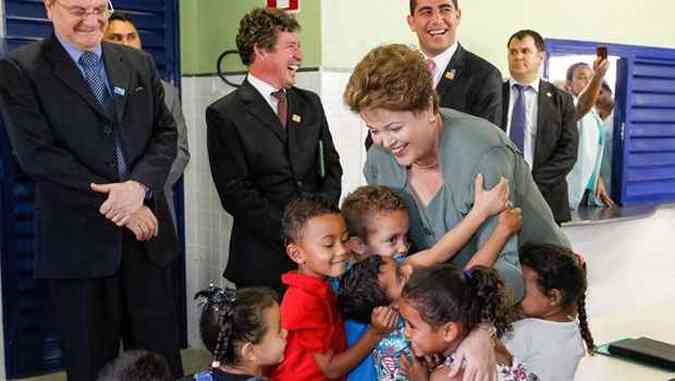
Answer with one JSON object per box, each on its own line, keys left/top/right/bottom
{"left": 597, "top": 46, "right": 608, "bottom": 60}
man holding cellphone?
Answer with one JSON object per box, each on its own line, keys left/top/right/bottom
{"left": 565, "top": 48, "right": 616, "bottom": 209}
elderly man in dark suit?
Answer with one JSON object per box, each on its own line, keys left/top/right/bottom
{"left": 366, "top": 0, "right": 503, "bottom": 149}
{"left": 500, "top": 30, "right": 578, "bottom": 224}
{"left": 0, "top": 0, "right": 181, "bottom": 379}
{"left": 206, "top": 8, "right": 342, "bottom": 291}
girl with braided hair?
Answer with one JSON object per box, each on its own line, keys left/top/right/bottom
{"left": 502, "top": 243, "right": 593, "bottom": 381}
{"left": 397, "top": 264, "right": 537, "bottom": 381}
{"left": 190, "top": 285, "right": 287, "bottom": 381}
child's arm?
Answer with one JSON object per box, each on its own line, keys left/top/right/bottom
{"left": 406, "top": 175, "right": 509, "bottom": 268}
{"left": 465, "top": 207, "right": 521, "bottom": 269}
{"left": 313, "top": 306, "right": 397, "bottom": 379}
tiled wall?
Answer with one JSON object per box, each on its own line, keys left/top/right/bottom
{"left": 320, "top": 69, "right": 369, "bottom": 198}
{"left": 180, "top": 70, "right": 325, "bottom": 346}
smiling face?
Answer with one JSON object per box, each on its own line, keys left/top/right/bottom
{"left": 45, "top": 0, "right": 110, "bottom": 51}
{"left": 289, "top": 213, "right": 350, "bottom": 279}
{"left": 407, "top": 0, "right": 461, "bottom": 57}
{"left": 363, "top": 210, "right": 410, "bottom": 258}
{"left": 361, "top": 107, "right": 440, "bottom": 168}
{"left": 252, "top": 30, "right": 303, "bottom": 89}
{"left": 399, "top": 297, "right": 458, "bottom": 357}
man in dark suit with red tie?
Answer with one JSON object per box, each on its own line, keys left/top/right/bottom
{"left": 0, "top": 0, "right": 182, "bottom": 379}
{"left": 206, "top": 8, "right": 342, "bottom": 291}
{"left": 500, "top": 30, "right": 579, "bottom": 224}
{"left": 366, "top": 0, "right": 503, "bottom": 148}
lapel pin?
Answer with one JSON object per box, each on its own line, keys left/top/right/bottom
{"left": 113, "top": 87, "right": 126, "bottom": 96}
{"left": 546, "top": 92, "right": 552, "bottom": 98}
{"left": 445, "top": 69, "right": 456, "bottom": 80}
{"left": 292, "top": 114, "right": 302, "bottom": 123}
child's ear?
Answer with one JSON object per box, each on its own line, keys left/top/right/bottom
{"left": 547, "top": 289, "right": 564, "bottom": 307}
{"left": 239, "top": 342, "right": 255, "bottom": 363}
{"left": 286, "top": 242, "right": 305, "bottom": 265}
{"left": 346, "top": 236, "right": 366, "bottom": 256}
{"left": 441, "top": 321, "right": 461, "bottom": 344}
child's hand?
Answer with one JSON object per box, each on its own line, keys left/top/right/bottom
{"left": 401, "top": 354, "right": 429, "bottom": 381}
{"left": 473, "top": 175, "right": 510, "bottom": 219}
{"left": 496, "top": 207, "right": 522, "bottom": 236}
{"left": 370, "top": 306, "right": 398, "bottom": 335}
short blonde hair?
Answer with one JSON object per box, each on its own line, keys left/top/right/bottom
{"left": 344, "top": 44, "right": 438, "bottom": 115}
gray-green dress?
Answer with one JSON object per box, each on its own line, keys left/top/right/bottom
{"left": 365, "top": 109, "right": 571, "bottom": 300}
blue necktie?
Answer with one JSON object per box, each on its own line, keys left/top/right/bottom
{"left": 79, "top": 51, "right": 127, "bottom": 178}
{"left": 510, "top": 84, "right": 527, "bottom": 152}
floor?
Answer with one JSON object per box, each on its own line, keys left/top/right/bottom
{"left": 14, "top": 347, "right": 211, "bottom": 381}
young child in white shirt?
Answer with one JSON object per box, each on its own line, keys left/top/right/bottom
{"left": 503, "top": 244, "right": 594, "bottom": 381}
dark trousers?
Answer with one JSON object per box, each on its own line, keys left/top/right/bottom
{"left": 49, "top": 232, "right": 183, "bottom": 381}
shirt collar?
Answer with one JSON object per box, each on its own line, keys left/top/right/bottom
{"left": 509, "top": 77, "right": 541, "bottom": 93}
{"left": 247, "top": 73, "right": 281, "bottom": 99}
{"left": 282, "top": 271, "right": 332, "bottom": 298}
{"left": 427, "top": 41, "right": 458, "bottom": 72}
{"left": 55, "top": 32, "right": 103, "bottom": 67}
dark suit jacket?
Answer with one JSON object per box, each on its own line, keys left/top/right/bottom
{"left": 206, "top": 79, "right": 342, "bottom": 289}
{"left": 365, "top": 43, "right": 503, "bottom": 148}
{"left": 436, "top": 44, "right": 503, "bottom": 126}
{"left": 500, "top": 80, "right": 578, "bottom": 223}
{"left": 0, "top": 35, "right": 178, "bottom": 278}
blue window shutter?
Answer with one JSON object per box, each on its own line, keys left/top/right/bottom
{"left": 1, "top": 1, "right": 183, "bottom": 378}
{"left": 617, "top": 55, "right": 675, "bottom": 204}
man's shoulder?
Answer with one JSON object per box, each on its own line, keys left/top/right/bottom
{"left": 459, "top": 46, "right": 501, "bottom": 75}
{"left": 539, "top": 79, "right": 575, "bottom": 105}
{"left": 2, "top": 38, "right": 49, "bottom": 68}
{"left": 288, "top": 85, "right": 321, "bottom": 104}
{"left": 441, "top": 109, "right": 512, "bottom": 153}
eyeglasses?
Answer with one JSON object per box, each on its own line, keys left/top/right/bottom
{"left": 53, "top": 0, "right": 114, "bottom": 19}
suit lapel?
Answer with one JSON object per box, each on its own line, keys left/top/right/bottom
{"left": 240, "top": 80, "right": 286, "bottom": 143}
{"left": 436, "top": 43, "right": 465, "bottom": 96}
{"left": 534, "top": 81, "right": 554, "bottom": 169}
{"left": 102, "top": 43, "right": 131, "bottom": 125}
{"left": 45, "top": 35, "right": 109, "bottom": 120}
{"left": 501, "top": 82, "right": 510, "bottom": 131}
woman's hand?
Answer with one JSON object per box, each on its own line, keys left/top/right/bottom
{"left": 447, "top": 325, "right": 496, "bottom": 381}
{"left": 473, "top": 174, "right": 510, "bottom": 220}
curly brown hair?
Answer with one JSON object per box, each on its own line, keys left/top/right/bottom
{"left": 236, "top": 7, "right": 300, "bottom": 66}
{"left": 343, "top": 44, "right": 439, "bottom": 115}
{"left": 341, "top": 185, "right": 407, "bottom": 242}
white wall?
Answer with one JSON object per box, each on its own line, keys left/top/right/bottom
{"left": 562, "top": 206, "right": 675, "bottom": 319}
{"left": 321, "top": 0, "right": 675, "bottom": 72}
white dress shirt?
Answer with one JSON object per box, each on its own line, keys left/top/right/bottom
{"left": 506, "top": 78, "right": 540, "bottom": 168}
{"left": 425, "top": 41, "right": 458, "bottom": 89}
{"left": 247, "top": 73, "right": 283, "bottom": 115}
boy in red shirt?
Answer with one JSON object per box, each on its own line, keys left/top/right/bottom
{"left": 271, "top": 195, "right": 396, "bottom": 381}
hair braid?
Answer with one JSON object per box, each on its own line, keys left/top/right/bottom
{"left": 577, "top": 291, "right": 595, "bottom": 353}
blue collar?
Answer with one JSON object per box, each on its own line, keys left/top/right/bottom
{"left": 55, "top": 32, "right": 103, "bottom": 67}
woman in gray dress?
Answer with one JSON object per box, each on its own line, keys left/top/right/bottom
{"left": 344, "top": 44, "right": 570, "bottom": 301}
{"left": 343, "top": 43, "right": 570, "bottom": 381}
